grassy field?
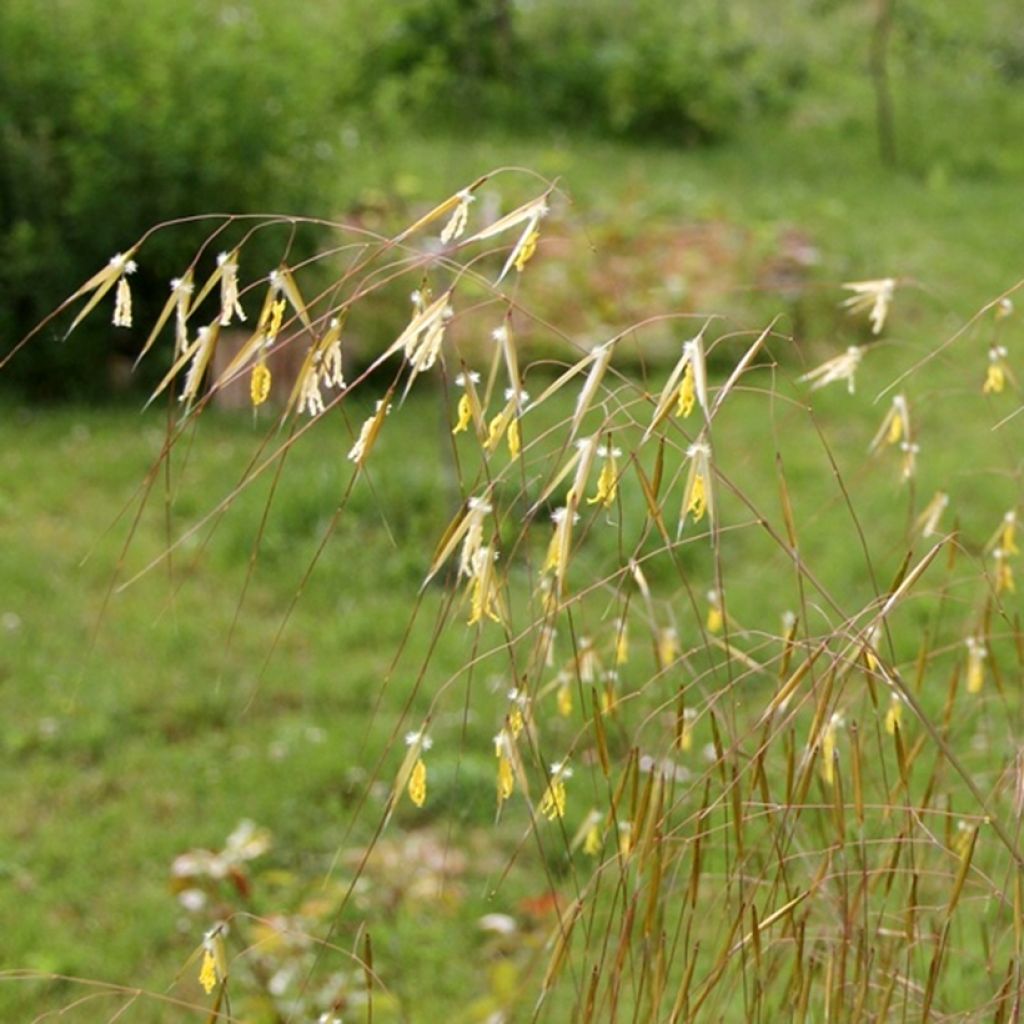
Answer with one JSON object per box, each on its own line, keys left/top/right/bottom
{"left": 3, "top": 125, "right": 1024, "bottom": 1021}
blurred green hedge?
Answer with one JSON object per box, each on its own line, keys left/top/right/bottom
{"left": 3, "top": 0, "right": 1022, "bottom": 399}
{"left": 0, "top": 0, "right": 370, "bottom": 399}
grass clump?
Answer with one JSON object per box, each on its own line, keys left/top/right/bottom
{"left": 4, "top": 144, "right": 1024, "bottom": 1022}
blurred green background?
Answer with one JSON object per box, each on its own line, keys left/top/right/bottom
{"left": 3, "top": 2, "right": 1024, "bottom": 1021}
{"left": 3, "top": 0, "right": 1024, "bottom": 397}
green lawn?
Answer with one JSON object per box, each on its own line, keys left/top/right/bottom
{"left": 2, "top": 125, "right": 1023, "bottom": 1021}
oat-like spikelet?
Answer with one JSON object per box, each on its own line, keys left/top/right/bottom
{"left": 993, "top": 547, "right": 1015, "bottom": 594}
{"left": 177, "top": 323, "right": 221, "bottom": 407}
{"left": 347, "top": 399, "right": 391, "bottom": 466}
{"left": 250, "top": 362, "right": 271, "bottom": 407}
{"left": 136, "top": 270, "right": 194, "bottom": 366}
{"left": 587, "top": 444, "right": 621, "bottom": 508}
{"left": 63, "top": 248, "right": 140, "bottom": 339}
{"left": 915, "top": 491, "right": 949, "bottom": 538}
{"left": 288, "top": 315, "right": 348, "bottom": 419}
{"left": 643, "top": 328, "right": 709, "bottom": 443}
{"left": 657, "top": 626, "right": 679, "bottom": 670}
{"left": 494, "top": 729, "right": 517, "bottom": 804}
{"left": 467, "top": 544, "right": 504, "bottom": 625}
{"left": 570, "top": 340, "right": 616, "bottom": 441}
{"left": 555, "top": 673, "right": 573, "bottom": 717}
{"left": 112, "top": 266, "right": 135, "bottom": 328}
{"left": 965, "top": 637, "right": 986, "bottom": 694}
{"left": 983, "top": 345, "right": 1012, "bottom": 394}
{"left": 466, "top": 193, "right": 551, "bottom": 284}
{"left": 679, "top": 440, "right": 714, "bottom": 535}
{"left": 421, "top": 492, "right": 493, "bottom": 588}
{"left": 484, "top": 389, "right": 528, "bottom": 458}
{"left": 198, "top": 926, "right": 227, "bottom": 995}
{"left": 403, "top": 294, "right": 453, "bottom": 393}
{"left": 798, "top": 346, "right": 864, "bottom": 394}
{"left": 217, "top": 250, "right": 246, "bottom": 326}
{"left": 581, "top": 811, "right": 603, "bottom": 855}
{"left": 820, "top": 712, "right": 843, "bottom": 786}
{"left": 386, "top": 729, "right": 433, "bottom": 820}
{"left": 538, "top": 761, "right": 572, "bottom": 821}
{"left": 543, "top": 504, "right": 580, "bottom": 583}
{"left": 394, "top": 176, "right": 488, "bottom": 243}
{"left": 705, "top": 589, "right": 723, "bottom": 634}
{"left": 899, "top": 440, "right": 919, "bottom": 481}
{"left": 614, "top": 617, "right": 629, "bottom": 666}
{"left": 870, "top": 394, "right": 910, "bottom": 452}
{"left": 841, "top": 277, "right": 895, "bottom": 334}
{"left": 451, "top": 371, "right": 481, "bottom": 435}
{"left": 679, "top": 708, "right": 696, "bottom": 752}
{"left": 439, "top": 188, "right": 474, "bottom": 243}
{"left": 884, "top": 693, "right": 904, "bottom": 735}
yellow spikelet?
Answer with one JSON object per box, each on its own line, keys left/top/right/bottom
{"left": 539, "top": 778, "right": 567, "bottom": 821}
{"left": 408, "top": 757, "right": 427, "bottom": 807}
{"left": 884, "top": 695, "right": 902, "bottom": 736}
{"left": 497, "top": 754, "right": 514, "bottom": 803}
{"left": 452, "top": 393, "right": 472, "bottom": 434}
{"left": 199, "top": 948, "right": 218, "bottom": 995}
{"left": 557, "top": 681, "right": 572, "bottom": 717}
{"left": 250, "top": 363, "right": 271, "bottom": 407}
{"left": 676, "top": 362, "right": 696, "bottom": 418}
{"left": 507, "top": 417, "right": 521, "bottom": 458}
